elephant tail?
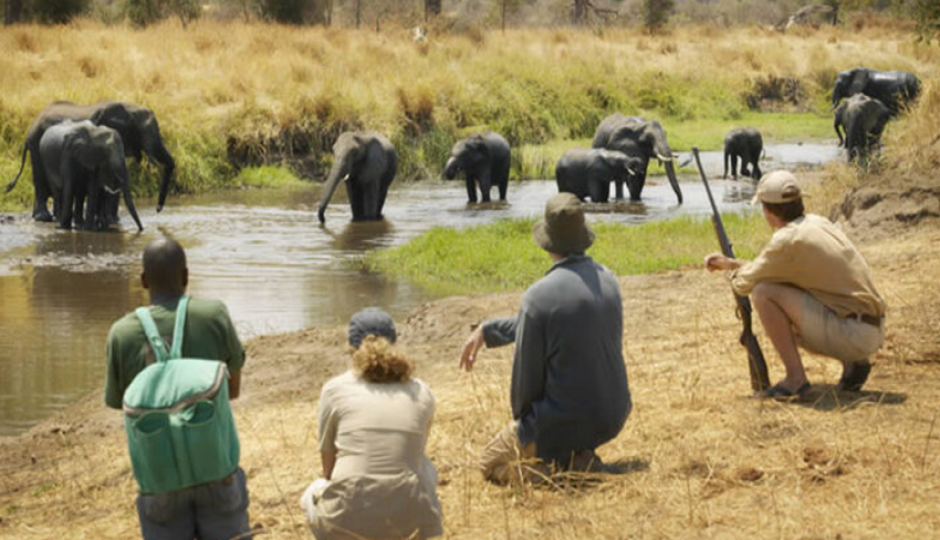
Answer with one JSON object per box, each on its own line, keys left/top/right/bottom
{"left": 4, "top": 144, "right": 28, "bottom": 194}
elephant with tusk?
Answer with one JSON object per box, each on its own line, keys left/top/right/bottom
{"left": 591, "top": 114, "right": 683, "bottom": 204}
{"left": 38, "top": 120, "right": 143, "bottom": 232}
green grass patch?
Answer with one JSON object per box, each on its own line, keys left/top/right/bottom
{"left": 363, "top": 212, "right": 771, "bottom": 296}
{"left": 231, "top": 165, "right": 306, "bottom": 188}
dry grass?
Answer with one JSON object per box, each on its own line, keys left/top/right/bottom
{"left": 1, "top": 20, "right": 938, "bottom": 210}
{"left": 2, "top": 224, "right": 940, "bottom": 539}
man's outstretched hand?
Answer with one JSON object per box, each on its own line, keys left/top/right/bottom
{"left": 459, "top": 325, "right": 485, "bottom": 372}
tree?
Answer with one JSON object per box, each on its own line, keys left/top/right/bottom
{"left": 570, "top": 0, "right": 617, "bottom": 24}
{"left": 643, "top": 0, "right": 674, "bottom": 32}
{"left": 5, "top": 0, "right": 24, "bottom": 24}
{"left": 914, "top": 0, "right": 939, "bottom": 42}
{"left": 425, "top": 0, "right": 440, "bottom": 19}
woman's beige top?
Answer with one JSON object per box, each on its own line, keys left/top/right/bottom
{"left": 311, "top": 370, "right": 442, "bottom": 540}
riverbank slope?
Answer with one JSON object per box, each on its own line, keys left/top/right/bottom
{"left": 1, "top": 187, "right": 938, "bottom": 539}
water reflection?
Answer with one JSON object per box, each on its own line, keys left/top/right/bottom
{"left": 323, "top": 219, "right": 395, "bottom": 253}
{"left": 0, "top": 230, "right": 145, "bottom": 435}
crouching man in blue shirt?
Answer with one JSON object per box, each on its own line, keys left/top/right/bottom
{"left": 459, "top": 193, "right": 632, "bottom": 485}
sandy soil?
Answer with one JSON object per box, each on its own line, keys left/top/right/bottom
{"left": 1, "top": 195, "right": 939, "bottom": 539}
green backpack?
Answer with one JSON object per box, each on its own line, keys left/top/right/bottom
{"left": 122, "top": 296, "right": 240, "bottom": 494}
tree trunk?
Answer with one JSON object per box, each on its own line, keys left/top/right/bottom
{"left": 355, "top": 0, "right": 361, "bottom": 28}
{"left": 5, "top": 0, "right": 23, "bottom": 24}
{"left": 572, "top": 0, "right": 588, "bottom": 24}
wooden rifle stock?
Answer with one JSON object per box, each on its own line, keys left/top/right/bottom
{"left": 692, "top": 147, "right": 770, "bottom": 394}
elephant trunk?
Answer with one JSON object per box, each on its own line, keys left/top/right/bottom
{"left": 152, "top": 141, "right": 175, "bottom": 213}
{"left": 318, "top": 159, "right": 350, "bottom": 224}
{"left": 443, "top": 156, "right": 459, "bottom": 180}
{"left": 664, "top": 159, "right": 682, "bottom": 205}
{"left": 121, "top": 174, "right": 143, "bottom": 232}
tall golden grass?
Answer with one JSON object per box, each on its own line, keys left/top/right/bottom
{"left": 1, "top": 18, "right": 937, "bottom": 211}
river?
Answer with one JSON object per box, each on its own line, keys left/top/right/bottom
{"left": 0, "top": 143, "right": 841, "bottom": 435}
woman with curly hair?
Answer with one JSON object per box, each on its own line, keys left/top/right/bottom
{"left": 300, "top": 307, "right": 443, "bottom": 540}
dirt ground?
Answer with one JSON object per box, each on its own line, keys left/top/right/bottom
{"left": 1, "top": 187, "right": 939, "bottom": 539}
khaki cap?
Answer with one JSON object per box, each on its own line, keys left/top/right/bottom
{"left": 752, "top": 170, "right": 805, "bottom": 205}
{"left": 533, "top": 193, "right": 595, "bottom": 254}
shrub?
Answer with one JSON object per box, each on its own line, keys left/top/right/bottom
{"left": 32, "top": 0, "right": 87, "bottom": 23}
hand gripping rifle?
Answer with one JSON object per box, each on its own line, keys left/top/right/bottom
{"left": 692, "top": 147, "right": 770, "bottom": 394}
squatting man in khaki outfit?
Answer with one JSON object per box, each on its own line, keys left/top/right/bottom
{"left": 704, "top": 171, "right": 886, "bottom": 398}
{"left": 460, "top": 193, "right": 632, "bottom": 484}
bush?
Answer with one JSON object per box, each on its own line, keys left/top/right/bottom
{"left": 32, "top": 0, "right": 87, "bottom": 23}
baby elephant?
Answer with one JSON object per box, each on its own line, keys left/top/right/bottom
{"left": 834, "top": 94, "right": 890, "bottom": 164}
{"left": 555, "top": 148, "right": 642, "bottom": 203}
{"left": 723, "top": 128, "right": 763, "bottom": 181}
{"left": 444, "top": 131, "right": 511, "bottom": 203}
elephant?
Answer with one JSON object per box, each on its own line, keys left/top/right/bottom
{"left": 555, "top": 148, "right": 643, "bottom": 203}
{"left": 723, "top": 128, "right": 763, "bottom": 181}
{"left": 5, "top": 101, "right": 175, "bottom": 222}
{"left": 832, "top": 68, "right": 920, "bottom": 116}
{"left": 591, "top": 114, "right": 683, "bottom": 203}
{"left": 318, "top": 131, "right": 397, "bottom": 224}
{"left": 38, "top": 120, "right": 143, "bottom": 231}
{"left": 443, "top": 131, "right": 511, "bottom": 203}
{"left": 834, "top": 94, "right": 890, "bottom": 163}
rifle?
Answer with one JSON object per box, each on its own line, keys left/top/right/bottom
{"left": 692, "top": 146, "right": 770, "bottom": 394}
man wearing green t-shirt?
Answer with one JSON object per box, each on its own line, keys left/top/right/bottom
{"left": 105, "top": 237, "right": 252, "bottom": 540}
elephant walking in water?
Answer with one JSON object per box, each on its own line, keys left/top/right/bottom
{"left": 39, "top": 121, "right": 143, "bottom": 231}
{"left": 832, "top": 68, "right": 920, "bottom": 116}
{"left": 591, "top": 114, "right": 683, "bottom": 203}
{"left": 318, "top": 132, "right": 397, "bottom": 224}
{"left": 555, "top": 148, "right": 642, "bottom": 203}
{"left": 443, "top": 131, "right": 511, "bottom": 203}
{"left": 4, "top": 101, "right": 175, "bottom": 222}
{"left": 834, "top": 94, "right": 890, "bottom": 163}
{"left": 723, "top": 128, "right": 763, "bottom": 181}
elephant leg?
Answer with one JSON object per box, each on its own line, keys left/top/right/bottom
{"left": 613, "top": 179, "right": 625, "bottom": 199}
{"left": 730, "top": 154, "right": 739, "bottom": 180}
{"left": 627, "top": 173, "right": 644, "bottom": 201}
{"left": 72, "top": 180, "right": 88, "bottom": 228}
{"left": 588, "top": 177, "right": 608, "bottom": 203}
{"left": 478, "top": 173, "right": 492, "bottom": 203}
{"left": 346, "top": 179, "right": 364, "bottom": 221}
{"left": 497, "top": 172, "right": 508, "bottom": 201}
{"left": 58, "top": 181, "right": 74, "bottom": 230}
{"left": 83, "top": 186, "right": 102, "bottom": 231}
{"left": 465, "top": 176, "right": 478, "bottom": 203}
{"left": 30, "top": 151, "right": 54, "bottom": 222}
{"left": 361, "top": 182, "right": 381, "bottom": 220}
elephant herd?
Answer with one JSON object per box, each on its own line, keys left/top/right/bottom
{"left": 317, "top": 114, "right": 686, "bottom": 224}
{"left": 4, "top": 100, "right": 175, "bottom": 231}
{"left": 831, "top": 67, "right": 920, "bottom": 163}
{"left": 4, "top": 66, "right": 921, "bottom": 229}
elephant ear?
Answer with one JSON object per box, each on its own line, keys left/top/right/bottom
{"left": 91, "top": 103, "right": 133, "bottom": 135}
{"left": 467, "top": 136, "right": 490, "bottom": 162}
{"left": 847, "top": 69, "right": 869, "bottom": 96}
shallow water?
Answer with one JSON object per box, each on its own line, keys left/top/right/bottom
{"left": 0, "top": 142, "right": 839, "bottom": 435}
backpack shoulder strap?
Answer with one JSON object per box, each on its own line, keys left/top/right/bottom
{"left": 135, "top": 307, "right": 169, "bottom": 364}
{"left": 168, "top": 296, "right": 190, "bottom": 360}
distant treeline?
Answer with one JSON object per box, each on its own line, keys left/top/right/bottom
{"left": 2, "top": 0, "right": 936, "bottom": 38}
